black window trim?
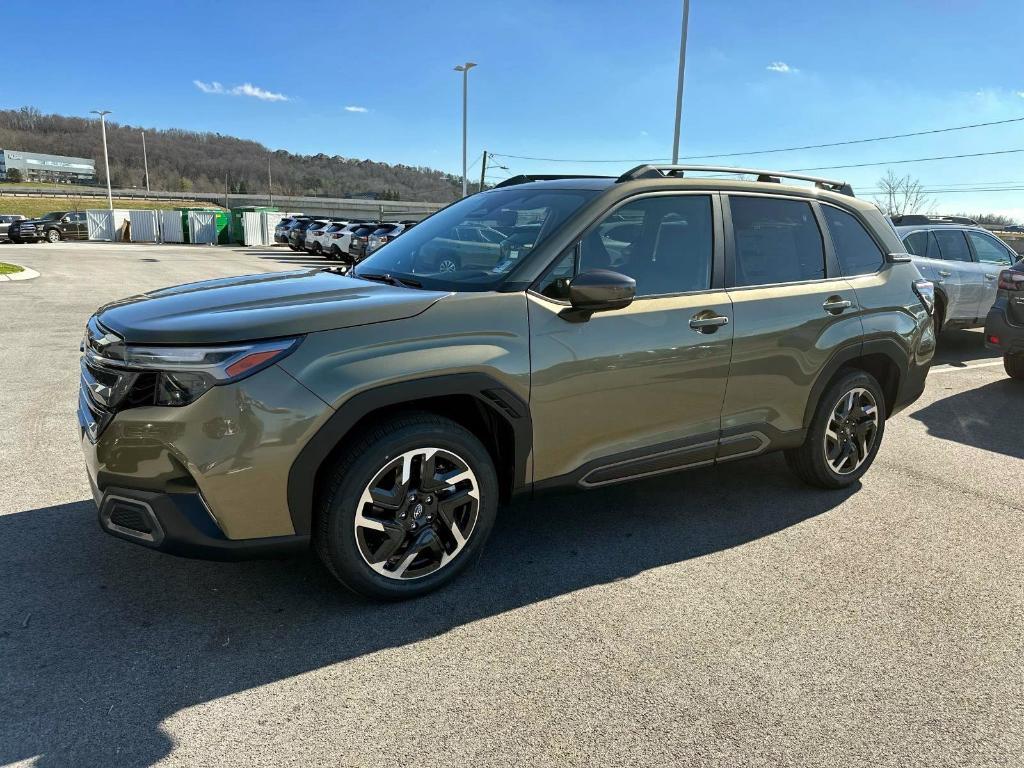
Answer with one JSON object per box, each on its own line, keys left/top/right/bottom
{"left": 527, "top": 190, "right": 725, "bottom": 306}
{"left": 931, "top": 227, "right": 975, "bottom": 264}
{"left": 817, "top": 200, "right": 887, "bottom": 278}
{"left": 721, "top": 192, "right": 841, "bottom": 291}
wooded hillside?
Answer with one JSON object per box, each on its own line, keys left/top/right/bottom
{"left": 0, "top": 107, "right": 463, "bottom": 202}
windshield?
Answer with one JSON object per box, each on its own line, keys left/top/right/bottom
{"left": 352, "top": 188, "right": 599, "bottom": 290}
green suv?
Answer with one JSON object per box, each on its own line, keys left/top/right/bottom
{"left": 80, "top": 165, "right": 936, "bottom": 599}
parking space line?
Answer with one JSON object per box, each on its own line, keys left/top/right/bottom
{"left": 930, "top": 360, "right": 1005, "bottom": 373}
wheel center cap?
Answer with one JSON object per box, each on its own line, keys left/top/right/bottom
{"left": 413, "top": 503, "right": 424, "bottom": 518}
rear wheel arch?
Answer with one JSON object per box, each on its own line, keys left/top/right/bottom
{"left": 803, "top": 342, "right": 905, "bottom": 428}
{"left": 287, "top": 374, "right": 531, "bottom": 536}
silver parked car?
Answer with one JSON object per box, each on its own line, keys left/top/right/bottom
{"left": 893, "top": 215, "right": 1020, "bottom": 334}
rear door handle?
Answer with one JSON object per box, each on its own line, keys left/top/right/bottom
{"left": 985, "top": 273, "right": 998, "bottom": 280}
{"left": 822, "top": 297, "right": 853, "bottom": 314}
{"left": 689, "top": 312, "right": 729, "bottom": 333}
{"left": 938, "top": 270, "right": 952, "bottom": 277}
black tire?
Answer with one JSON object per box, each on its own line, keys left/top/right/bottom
{"left": 328, "top": 246, "right": 340, "bottom": 260}
{"left": 288, "top": 242, "right": 299, "bottom": 251}
{"left": 1005, "top": 353, "right": 1024, "bottom": 380}
{"left": 46, "top": 228, "right": 61, "bottom": 243}
{"left": 932, "top": 298, "right": 945, "bottom": 338}
{"left": 312, "top": 242, "right": 321, "bottom": 254}
{"left": 785, "top": 369, "right": 886, "bottom": 489}
{"left": 315, "top": 412, "right": 498, "bottom": 600}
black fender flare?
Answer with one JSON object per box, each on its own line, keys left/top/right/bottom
{"left": 286, "top": 373, "right": 531, "bottom": 535}
{"left": 801, "top": 338, "right": 910, "bottom": 429}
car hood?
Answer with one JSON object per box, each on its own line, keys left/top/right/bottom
{"left": 95, "top": 269, "right": 447, "bottom": 344}
{"left": 17, "top": 218, "right": 55, "bottom": 226}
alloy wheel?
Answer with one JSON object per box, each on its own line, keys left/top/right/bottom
{"left": 437, "top": 258, "right": 458, "bottom": 273}
{"left": 354, "top": 447, "right": 480, "bottom": 580}
{"left": 823, "top": 387, "right": 879, "bottom": 475}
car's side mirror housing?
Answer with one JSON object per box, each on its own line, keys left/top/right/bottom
{"left": 559, "top": 269, "right": 636, "bottom": 322}
{"left": 886, "top": 251, "right": 913, "bottom": 264}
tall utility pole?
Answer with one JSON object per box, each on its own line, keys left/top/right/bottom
{"left": 671, "top": 0, "right": 690, "bottom": 164}
{"left": 479, "top": 150, "right": 488, "bottom": 193}
{"left": 141, "top": 130, "right": 150, "bottom": 193}
{"left": 268, "top": 156, "right": 273, "bottom": 206}
{"left": 90, "top": 110, "right": 113, "bottom": 210}
{"left": 454, "top": 61, "right": 477, "bottom": 197}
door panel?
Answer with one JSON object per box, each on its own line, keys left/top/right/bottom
{"left": 932, "top": 229, "right": 982, "bottom": 321}
{"left": 722, "top": 279, "right": 862, "bottom": 437}
{"left": 966, "top": 230, "right": 1016, "bottom": 318}
{"left": 528, "top": 291, "right": 734, "bottom": 482}
{"left": 903, "top": 230, "right": 964, "bottom": 320}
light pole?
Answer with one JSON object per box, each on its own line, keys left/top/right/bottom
{"left": 91, "top": 110, "right": 113, "bottom": 210}
{"left": 141, "top": 129, "right": 150, "bottom": 193}
{"left": 454, "top": 61, "right": 476, "bottom": 197}
{"left": 671, "top": 0, "right": 690, "bottom": 164}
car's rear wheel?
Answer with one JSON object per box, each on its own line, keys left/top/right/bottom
{"left": 437, "top": 256, "right": 460, "bottom": 273}
{"left": 315, "top": 413, "right": 498, "bottom": 600}
{"left": 46, "top": 229, "right": 61, "bottom": 243}
{"left": 785, "top": 369, "right": 885, "bottom": 489}
{"left": 327, "top": 246, "right": 340, "bottom": 260}
{"left": 1005, "top": 353, "right": 1024, "bottom": 379}
{"left": 932, "top": 298, "right": 945, "bottom": 337}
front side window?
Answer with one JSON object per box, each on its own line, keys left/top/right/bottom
{"left": 730, "top": 197, "right": 825, "bottom": 286}
{"left": 536, "top": 195, "right": 714, "bottom": 299}
{"left": 967, "top": 231, "right": 1015, "bottom": 265}
{"left": 904, "top": 230, "right": 940, "bottom": 259}
{"left": 932, "top": 229, "right": 972, "bottom": 262}
{"left": 822, "top": 206, "right": 884, "bottom": 276}
{"left": 353, "top": 187, "right": 599, "bottom": 291}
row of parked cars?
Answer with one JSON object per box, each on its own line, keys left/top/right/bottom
{"left": 274, "top": 216, "right": 420, "bottom": 266}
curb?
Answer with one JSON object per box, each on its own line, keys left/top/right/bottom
{"left": 0, "top": 264, "right": 40, "bottom": 282}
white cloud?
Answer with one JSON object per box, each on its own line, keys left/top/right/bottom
{"left": 1017, "top": 91, "right": 1024, "bottom": 98}
{"left": 193, "top": 79, "right": 225, "bottom": 94}
{"left": 193, "top": 80, "right": 288, "bottom": 102}
{"left": 766, "top": 61, "right": 798, "bottom": 74}
{"left": 344, "top": 105, "right": 369, "bottom": 113}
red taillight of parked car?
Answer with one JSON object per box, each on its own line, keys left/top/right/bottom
{"left": 998, "top": 269, "right": 1024, "bottom": 290}
{"left": 331, "top": 233, "right": 342, "bottom": 239}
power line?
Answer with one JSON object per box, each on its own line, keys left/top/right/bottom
{"left": 489, "top": 115, "right": 1024, "bottom": 164}
{"left": 790, "top": 147, "right": 1024, "bottom": 172}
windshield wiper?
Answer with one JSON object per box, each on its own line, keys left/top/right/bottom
{"left": 353, "top": 271, "right": 423, "bottom": 289}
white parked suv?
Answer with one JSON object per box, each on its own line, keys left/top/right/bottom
{"left": 306, "top": 219, "right": 349, "bottom": 255}
{"left": 326, "top": 221, "right": 378, "bottom": 263}
{"left": 893, "top": 215, "right": 1020, "bottom": 334}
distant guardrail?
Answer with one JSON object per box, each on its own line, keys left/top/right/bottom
{"left": 0, "top": 185, "right": 446, "bottom": 220}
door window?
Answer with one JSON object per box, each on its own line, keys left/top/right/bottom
{"left": 822, "top": 205, "right": 884, "bottom": 276}
{"left": 966, "top": 231, "right": 1015, "bottom": 265}
{"left": 932, "top": 229, "right": 972, "bottom": 262}
{"left": 903, "top": 230, "right": 940, "bottom": 259}
{"left": 730, "top": 197, "right": 825, "bottom": 286}
{"left": 538, "top": 195, "right": 714, "bottom": 299}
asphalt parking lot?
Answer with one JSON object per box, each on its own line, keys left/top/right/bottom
{"left": 1, "top": 242, "right": 1021, "bottom": 767}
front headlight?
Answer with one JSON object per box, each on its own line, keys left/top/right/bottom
{"left": 84, "top": 336, "right": 302, "bottom": 406}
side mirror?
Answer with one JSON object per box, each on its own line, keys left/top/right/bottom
{"left": 560, "top": 269, "right": 636, "bottom": 322}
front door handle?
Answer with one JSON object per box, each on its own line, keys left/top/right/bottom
{"left": 689, "top": 312, "right": 730, "bottom": 333}
{"left": 985, "top": 273, "right": 998, "bottom": 281}
{"left": 822, "top": 296, "right": 853, "bottom": 315}
{"left": 938, "top": 270, "right": 952, "bottom": 277}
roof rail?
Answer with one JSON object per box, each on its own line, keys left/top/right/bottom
{"left": 616, "top": 164, "right": 855, "bottom": 197}
{"left": 493, "top": 174, "right": 614, "bottom": 189}
{"left": 890, "top": 214, "right": 978, "bottom": 226}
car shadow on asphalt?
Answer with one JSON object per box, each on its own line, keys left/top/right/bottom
{"left": 0, "top": 453, "right": 856, "bottom": 767}
{"left": 910, "top": 377, "right": 1023, "bottom": 459}
{"left": 931, "top": 328, "right": 998, "bottom": 367}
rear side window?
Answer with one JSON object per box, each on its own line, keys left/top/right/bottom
{"left": 966, "top": 231, "right": 1015, "bottom": 266}
{"left": 903, "top": 230, "right": 940, "bottom": 259}
{"left": 730, "top": 197, "right": 825, "bottom": 286}
{"left": 822, "top": 206, "right": 884, "bottom": 276}
{"left": 932, "top": 229, "right": 972, "bottom": 262}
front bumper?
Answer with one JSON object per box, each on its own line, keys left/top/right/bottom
{"left": 80, "top": 362, "right": 333, "bottom": 555}
{"left": 93, "top": 483, "right": 309, "bottom": 560}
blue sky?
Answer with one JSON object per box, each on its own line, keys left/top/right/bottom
{"left": 3, "top": 0, "right": 1024, "bottom": 216}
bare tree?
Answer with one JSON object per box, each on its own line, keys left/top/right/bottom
{"left": 874, "top": 170, "right": 933, "bottom": 217}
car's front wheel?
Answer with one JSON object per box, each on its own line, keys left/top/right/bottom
{"left": 1005, "top": 353, "right": 1024, "bottom": 380}
{"left": 785, "top": 369, "right": 885, "bottom": 489}
{"left": 46, "top": 228, "right": 61, "bottom": 243}
{"left": 315, "top": 413, "right": 498, "bottom": 600}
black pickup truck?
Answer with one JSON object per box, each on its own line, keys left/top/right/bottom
{"left": 8, "top": 211, "right": 88, "bottom": 243}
